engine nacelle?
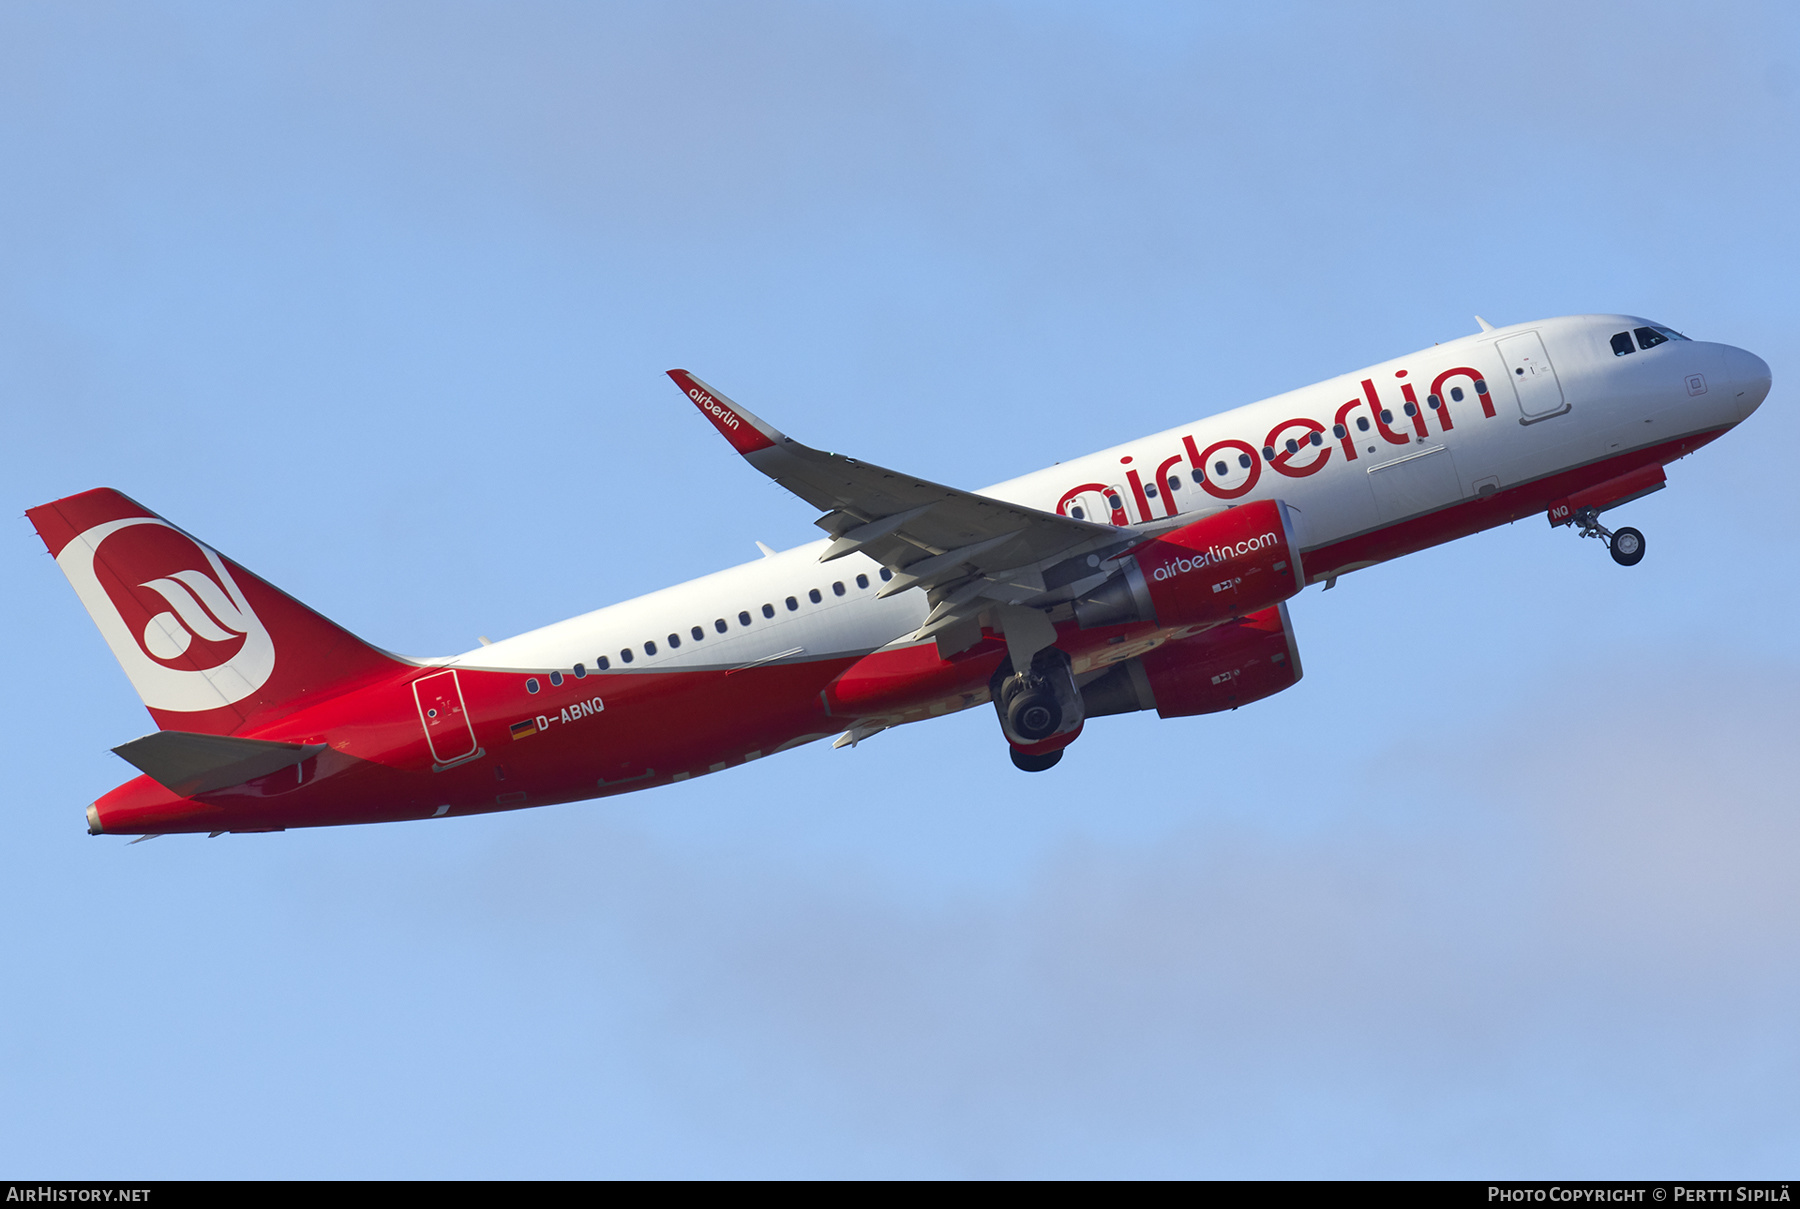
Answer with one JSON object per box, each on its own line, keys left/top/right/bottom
{"left": 1074, "top": 499, "right": 1304, "bottom": 631}
{"left": 1081, "top": 602, "right": 1302, "bottom": 719}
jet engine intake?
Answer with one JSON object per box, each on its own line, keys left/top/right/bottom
{"left": 1075, "top": 499, "right": 1304, "bottom": 632}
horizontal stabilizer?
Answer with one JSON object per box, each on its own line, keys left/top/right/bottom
{"left": 112, "top": 730, "right": 327, "bottom": 797}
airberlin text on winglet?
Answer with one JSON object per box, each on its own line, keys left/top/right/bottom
{"left": 691, "top": 386, "right": 741, "bottom": 432}
{"left": 669, "top": 368, "right": 777, "bottom": 455}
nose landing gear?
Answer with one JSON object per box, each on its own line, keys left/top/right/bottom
{"left": 1571, "top": 507, "right": 1646, "bottom": 567}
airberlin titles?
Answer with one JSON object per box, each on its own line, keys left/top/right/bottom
{"left": 672, "top": 370, "right": 779, "bottom": 455}
{"left": 690, "top": 386, "right": 743, "bottom": 433}
{"left": 1058, "top": 364, "right": 1495, "bottom": 523}
{"left": 1146, "top": 530, "right": 1281, "bottom": 585}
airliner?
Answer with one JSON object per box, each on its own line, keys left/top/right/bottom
{"left": 29, "top": 314, "right": 1771, "bottom": 837}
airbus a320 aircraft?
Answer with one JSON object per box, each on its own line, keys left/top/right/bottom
{"left": 30, "top": 315, "right": 1771, "bottom": 837}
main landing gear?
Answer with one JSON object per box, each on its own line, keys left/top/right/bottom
{"left": 1010, "top": 747, "right": 1063, "bottom": 773}
{"left": 1571, "top": 507, "right": 1645, "bottom": 567}
{"left": 992, "top": 647, "right": 1083, "bottom": 774}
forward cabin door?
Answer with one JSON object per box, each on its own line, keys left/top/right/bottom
{"left": 413, "top": 669, "right": 481, "bottom": 768}
{"left": 1497, "top": 331, "right": 1569, "bottom": 423}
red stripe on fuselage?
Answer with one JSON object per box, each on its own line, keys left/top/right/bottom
{"left": 1304, "top": 430, "right": 1723, "bottom": 575}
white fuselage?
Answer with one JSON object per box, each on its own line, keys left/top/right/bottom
{"left": 463, "top": 315, "right": 1767, "bottom": 678}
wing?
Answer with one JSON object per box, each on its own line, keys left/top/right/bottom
{"left": 667, "top": 370, "right": 1146, "bottom": 651}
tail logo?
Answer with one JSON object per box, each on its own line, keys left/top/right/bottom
{"left": 58, "top": 518, "right": 276, "bottom": 713}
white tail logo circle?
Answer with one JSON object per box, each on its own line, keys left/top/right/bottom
{"left": 59, "top": 517, "right": 275, "bottom": 712}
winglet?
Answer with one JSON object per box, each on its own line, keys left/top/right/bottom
{"left": 666, "top": 370, "right": 784, "bottom": 455}
{"left": 1475, "top": 315, "right": 1496, "bottom": 332}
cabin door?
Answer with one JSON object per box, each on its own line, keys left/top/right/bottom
{"left": 1496, "top": 331, "right": 1569, "bottom": 423}
{"left": 413, "top": 669, "right": 481, "bottom": 767}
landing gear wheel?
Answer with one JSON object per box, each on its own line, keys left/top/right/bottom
{"left": 1010, "top": 747, "right": 1063, "bottom": 773}
{"left": 1610, "top": 526, "right": 1645, "bottom": 567}
{"left": 1006, "top": 691, "right": 1062, "bottom": 742}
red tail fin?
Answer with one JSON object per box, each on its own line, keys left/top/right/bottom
{"left": 28, "top": 488, "right": 405, "bottom": 736}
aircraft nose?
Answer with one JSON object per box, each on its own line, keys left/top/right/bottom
{"left": 1725, "top": 345, "right": 1772, "bottom": 416}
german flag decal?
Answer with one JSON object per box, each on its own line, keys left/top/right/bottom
{"left": 509, "top": 719, "right": 538, "bottom": 741}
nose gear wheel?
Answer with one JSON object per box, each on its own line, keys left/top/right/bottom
{"left": 1570, "top": 507, "right": 1646, "bottom": 567}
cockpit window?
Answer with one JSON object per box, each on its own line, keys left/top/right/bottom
{"left": 1634, "top": 325, "right": 1688, "bottom": 351}
{"left": 1611, "top": 331, "right": 1635, "bottom": 356}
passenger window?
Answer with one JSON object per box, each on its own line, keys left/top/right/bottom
{"left": 808, "top": 588, "right": 822, "bottom": 603}
{"left": 715, "top": 618, "right": 728, "bottom": 633}
{"left": 739, "top": 611, "right": 752, "bottom": 626}
{"left": 1144, "top": 484, "right": 1158, "bottom": 498}
{"left": 573, "top": 663, "right": 586, "bottom": 678}
{"left": 1169, "top": 475, "right": 1182, "bottom": 491}
{"left": 1356, "top": 417, "right": 1370, "bottom": 431}
{"left": 1213, "top": 459, "right": 1228, "bottom": 476}
{"left": 1403, "top": 402, "right": 1416, "bottom": 417}
{"left": 761, "top": 603, "right": 775, "bottom": 618}
{"left": 1332, "top": 424, "right": 1347, "bottom": 439}
{"left": 1380, "top": 409, "right": 1394, "bottom": 423}
{"left": 692, "top": 626, "right": 704, "bottom": 641}
{"left": 1237, "top": 453, "right": 1252, "bottom": 469}
{"left": 597, "top": 656, "right": 610, "bottom": 670}
{"left": 1105, "top": 493, "right": 1123, "bottom": 509}
{"left": 667, "top": 633, "right": 680, "bottom": 648}
{"left": 1262, "top": 446, "right": 1275, "bottom": 461}
{"left": 833, "top": 582, "right": 845, "bottom": 596}
{"left": 1611, "top": 331, "right": 1635, "bottom": 356}
{"left": 1426, "top": 393, "right": 1441, "bottom": 410}
{"left": 785, "top": 596, "right": 798, "bottom": 611}
{"left": 619, "top": 649, "right": 633, "bottom": 664}
{"left": 1285, "top": 438, "right": 1299, "bottom": 454}
{"left": 856, "top": 574, "right": 869, "bottom": 589}
{"left": 1451, "top": 386, "right": 1464, "bottom": 402}
{"left": 549, "top": 671, "right": 563, "bottom": 687}
{"left": 1071, "top": 506, "right": 1085, "bottom": 519}
{"left": 879, "top": 568, "right": 893, "bottom": 581}
{"left": 526, "top": 677, "right": 541, "bottom": 693}
{"left": 1635, "top": 326, "right": 1668, "bottom": 350}
{"left": 644, "top": 640, "right": 657, "bottom": 656}
{"left": 1309, "top": 431, "right": 1323, "bottom": 446}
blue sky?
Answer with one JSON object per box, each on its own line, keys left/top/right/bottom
{"left": 3, "top": 1, "right": 1798, "bottom": 1177}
